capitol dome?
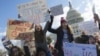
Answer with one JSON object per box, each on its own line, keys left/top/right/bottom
{"left": 66, "top": 2, "right": 83, "bottom": 25}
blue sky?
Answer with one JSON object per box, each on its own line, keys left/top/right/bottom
{"left": 0, "top": 0, "right": 100, "bottom": 49}
{"left": 0, "top": 0, "right": 86, "bottom": 37}
{"left": 0, "top": 0, "right": 100, "bottom": 36}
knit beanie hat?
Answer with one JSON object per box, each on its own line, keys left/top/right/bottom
{"left": 61, "top": 17, "right": 67, "bottom": 24}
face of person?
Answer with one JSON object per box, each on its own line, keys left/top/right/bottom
{"left": 89, "top": 38, "right": 95, "bottom": 44}
{"left": 35, "top": 24, "right": 42, "bottom": 31}
{"left": 38, "top": 51, "right": 46, "bottom": 56}
{"left": 61, "top": 22, "right": 67, "bottom": 29}
{"left": 95, "top": 35, "right": 100, "bottom": 42}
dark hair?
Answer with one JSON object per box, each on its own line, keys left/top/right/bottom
{"left": 88, "top": 35, "right": 95, "bottom": 39}
{"left": 34, "top": 25, "right": 45, "bottom": 43}
{"left": 35, "top": 25, "right": 44, "bottom": 35}
{"left": 88, "top": 35, "right": 96, "bottom": 44}
{"left": 10, "top": 46, "right": 24, "bottom": 56}
{"left": 36, "top": 48, "right": 46, "bottom": 56}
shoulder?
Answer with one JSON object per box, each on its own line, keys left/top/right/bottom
{"left": 67, "top": 25, "right": 73, "bottom": 33}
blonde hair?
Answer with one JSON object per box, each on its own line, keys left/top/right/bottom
{"left": 94, "top": 32, "right": 100, "bottom": 38}
{"left": 68, "top": 25, "right": 73, "bottom": 34}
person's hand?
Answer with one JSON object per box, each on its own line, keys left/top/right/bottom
{"left": 51, "top": 15, "right": 54, "bottom": 19}
{"left": 94, "top": 13, "right": 100, "bottom": 23}
{"left": 30, "top": 23, "right": 34, "bottom": 30}
{"left": 47, "top": 9, "right": 51, "bottom": 14}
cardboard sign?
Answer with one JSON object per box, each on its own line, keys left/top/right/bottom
{"left": 50, "top": 4, "right": 63, "bottom": 16}
{"left": 7, "top": 19, "right": 33, "bottom": 39}
{"left": 63, "top": 42, "right": 97, "bottom": 56}
{"left": 17, "top": 0, "right": 49, "bottom": 24}
{"left": 19, "top": 32, "right": 36, "bottom": 56}
{"left": 18, "top": 32, "right": 34, "bottom": 42}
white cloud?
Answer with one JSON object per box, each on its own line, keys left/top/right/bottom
{"left": 81, "top": 0, "right": 93, "bottom": 21}
{"left": 92, "top": 0, "right": 100, "bottom": 16}
{"left": 81, "top": 0, "right": 100, "bottom": 21}
{"left": 48, "top": 0, "right": 100, "bottom": 29}
{"left": 0, "top": 31, "right": 6, "bottom": 37}
{"left": 76, "top": 1, "right": 86, "bottom": 10}
{"left": 82, "top": 11, "right": 93, "bottom": 21}
{"left": 0, "top": 27, "right": 7, "bottom": 37}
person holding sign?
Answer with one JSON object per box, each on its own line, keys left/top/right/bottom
{"left": 2, "top": 36, "right": 14, "bottom": 56}
{"left": 31, "top": 10, "right": 52, "bottom": 56}
{"left": 48, "top": 15, "right": 74, "bottom": 56}
{"left": 34, "top": 22, "right": 51, "bottom": 56}
{"left": 93, "top": 6, "right": 100, "bottom": 30}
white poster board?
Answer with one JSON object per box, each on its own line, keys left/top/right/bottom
{"left": 50, "top": 4, "right": 63, "bottom": 16}
{"left": 18, "top": 0, "right": 49, "bottom": 24}
{"left": 79, "top": 21, "right": 99, "bottom": 35}
{"left": 63, "top": 42, "right": 97, "bottom": 56}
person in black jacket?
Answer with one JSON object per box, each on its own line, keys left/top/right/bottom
{"left": 23, "top": 46, "right": 31, "bottom": 56}
{"left": 48, "top": 15, "right": 74, "bottom": 56}
{"left": 2, "top": 36, "right": 14, "bottom": 56}
{"left": 81, "top": 31, "right": 89, "bottom": 44}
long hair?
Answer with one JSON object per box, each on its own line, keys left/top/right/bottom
{"left": 66, "top": 25, "right": 73, "bottom": 34}
{"left": 35, "top": 25, "right": 44, "bottom": 35}
{"left": 10, "top": 46, "right": 24, "bottom": 56}
{"left": 36, "top": 48, "right": 46, "bottom": 56}
{"left": 34, "top": 25, "right": 45, "bottom": 43}
{"left": 58, "top": 25, "right": 73, "bottom": 34}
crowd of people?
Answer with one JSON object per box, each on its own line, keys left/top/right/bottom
{"left": 1, "top": 10, "right": 100, "bottom": 56}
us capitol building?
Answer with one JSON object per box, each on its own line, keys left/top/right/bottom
{"left": 66, "top": 2, "right": 84, "bottom": 37}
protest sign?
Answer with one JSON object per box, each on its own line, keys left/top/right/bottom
{"left": 79, "top": 21, "right": 99, "bottom": 35}
{"left": 63, "top": 42, "right": 97, "bottom": 56}
{"left": 11, "top": 40, "right": 22, "bottom": 48}
{"left": 19, "top": 32, "right": 35, "bottom": 56}
{"left": 18, "top": 31, "right": 36, "bottom": 55}
{"left": 18, "top": 32, "right": 34, "bottom": 42}
{"left": 17, "top": 0, "right": 49, "bottom": 24}
{"left": 50, "top": 4, "right": 63, "bottom": 16}
{"left": 7, "top": 19, "right": 33, "bottom": 39}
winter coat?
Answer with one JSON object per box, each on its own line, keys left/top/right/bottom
{"left": 48, "top": 15, "right": 74, "bottom": 50}
{"left": 34, "top": 22, "right": 50, "bottom": 56}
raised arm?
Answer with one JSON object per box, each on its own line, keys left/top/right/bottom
{"left": 4, "top": 45, "right": 10, "bottom": 51}
{"left": 43, "top": 21, "right": 50, "bottom": 34}
{"left": 97, "top": 19, "right": 100, "bottom": 30}
{"left": 48, "top": 15, "right": 57, "bottom": 33}
{"left": 94, "top": 13, "right": 100, "bottom": 29}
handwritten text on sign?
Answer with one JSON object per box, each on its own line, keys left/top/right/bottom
{"left": 7, "top": 20, "right": 33, "bottom": 39}
{"left": 18, "top": 0, "right": 48, "bottom": 24}
{"left": 50, "top": 4, "right": 63, "bottom": 16}
{"left": 63, "top": 42, "right": 97, "bottom": 56}
{"left": 18, "top": 32, "right": 34, "bottom": 42}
